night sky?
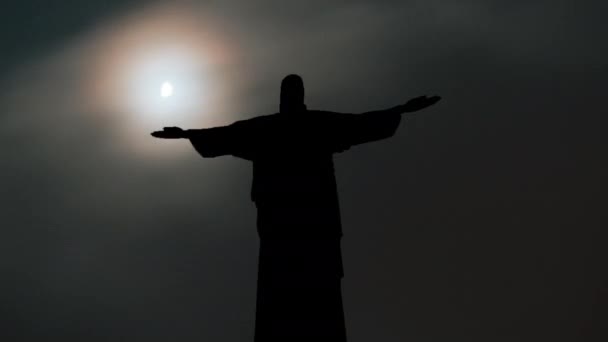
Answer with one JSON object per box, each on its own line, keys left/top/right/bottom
{"left": 1, "top": 0, "right": 607, "bottom": 340}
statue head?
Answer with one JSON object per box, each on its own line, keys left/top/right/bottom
{"left": 280, "top": 74, "right": 306, "bottom": 113}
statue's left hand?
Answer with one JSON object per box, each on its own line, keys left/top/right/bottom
{"left": 151, "top": 127, "right": 186, "bottom": 139}
{"left": 402, "top": 95, "right": 441, "bottom": 113}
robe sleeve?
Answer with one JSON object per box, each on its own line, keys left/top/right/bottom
{"left": 188, "top": 119, "right": 256, "bottom": 160}
{"left": 324, "top": 111, "right": 402, "bottom": 153}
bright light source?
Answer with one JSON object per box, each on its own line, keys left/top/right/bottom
{"left": 86, "top": 3, "right": 235, "bottom": 157}
{"left": 160, "top": 81, "right": 174, "bottom": 98}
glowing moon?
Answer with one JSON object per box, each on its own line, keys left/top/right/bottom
{"left": 160, "top": 81, "right": 174, "bottom": 98}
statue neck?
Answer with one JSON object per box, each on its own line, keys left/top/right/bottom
{"left": 280, "top": 103, "right": 307, "bottom": 114}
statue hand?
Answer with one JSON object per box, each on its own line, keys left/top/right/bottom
{"left": 402, "top": 95, "right": 441, "bottom": 113}
{"left": 151, "top": 127, "right": 186, "bottom": 139}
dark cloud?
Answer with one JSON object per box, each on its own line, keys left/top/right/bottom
{"left": 0, "top": 0, "right": 157, "bottom": 81}
{"left": 1, "top": 0, "right": 607, "bottom": 341}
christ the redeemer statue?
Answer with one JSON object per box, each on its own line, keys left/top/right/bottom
{"left": 152, "top": 74, "right": 440, "bottom": 342}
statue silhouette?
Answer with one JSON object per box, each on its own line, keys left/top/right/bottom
{"left": 152, "top": 74, "right": 440, "bottom": 341}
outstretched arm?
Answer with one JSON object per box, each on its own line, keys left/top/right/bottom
{"left": 151, "top": 120, "right": 255, "bottom": 160}
{"left": 150, "top": 127, "right": 208, "bottom": 139}
{"left": 361, "top": 95, "right": 441, "bottom": 116}
{"left": 325, "top": 95, "right": 440, "bottom": 152}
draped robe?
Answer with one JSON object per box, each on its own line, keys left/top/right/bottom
{"left": 189, "top": 110, "right": 401, "bottom": 341}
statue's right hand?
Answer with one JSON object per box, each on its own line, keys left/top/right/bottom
{"left": 151, "top": 127, "right": 186, "bottom": 139}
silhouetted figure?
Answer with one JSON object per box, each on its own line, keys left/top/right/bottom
{"left": 152, "top": 74, "right": 440, "bottom": 341}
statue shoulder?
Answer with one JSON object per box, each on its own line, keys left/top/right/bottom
{"left": 232, "top": 113, "right": 280, "bottom": 127}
